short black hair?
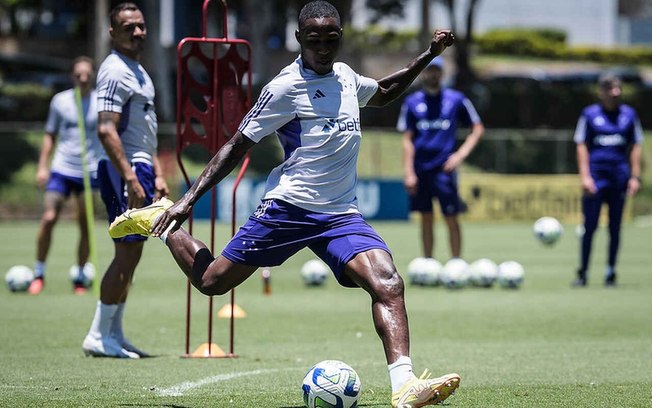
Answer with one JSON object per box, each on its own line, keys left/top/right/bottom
{"left": 598, "top": 73, "right": 621, "bottom": 89}
{"left": 110, "top": 2, "right": 140, "bottom": 28}
{"left": 298, "top": 1, "right": 341, "bottom": 29}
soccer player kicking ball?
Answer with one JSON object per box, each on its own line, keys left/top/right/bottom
{"left": 110, "top": 1, "right": 460, "bottom": 405}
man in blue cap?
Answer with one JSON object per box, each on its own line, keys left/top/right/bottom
{"left": 397, "top": 56, "right": 484, "bottom": 262}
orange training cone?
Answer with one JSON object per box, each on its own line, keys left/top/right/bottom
{"left": 217, "top": 303, "right": 247, "bottom": 318}
{"left": 190, "top": 342, "right": 226, "bottom": 357}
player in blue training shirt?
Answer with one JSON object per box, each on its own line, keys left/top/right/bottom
{"left": 396, "top": 56, "right": 484, "bottom": 261}
{"left": 29, "top": 56, "right": 101, "bottom": 295}
{"left": 81, "top": 2, "right": 169, "bottom": 359}
{"left": 109, "top": 1, "right": 462, "bottom": 406}
{"left": 573, "top": 74, "right": 643, "bottom": 287}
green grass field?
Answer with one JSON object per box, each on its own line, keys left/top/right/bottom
{"left": 1, "top": 219, "right": 651, "bottom": 407}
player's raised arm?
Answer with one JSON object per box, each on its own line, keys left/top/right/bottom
{"left": 151, "top": 131, "right": 255, "bottom": 236}
{"left": 367, "top": 29, "right": 455, "bottom": 107}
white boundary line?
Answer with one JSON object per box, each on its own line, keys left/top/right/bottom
{"left": 155, "top": 368, "right": 280, "bottom": 396}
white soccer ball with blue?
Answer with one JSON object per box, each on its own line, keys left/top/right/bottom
{"left": 301, "top": 259, "right": 329, "bottom": 286}
{"left": 440, "top": 258, "right": 470, "bottom": 289}
{"left": 497, "top": 261, "right": 525, "bottom": 289}
{"left": 468, "top": 258, "right": 498, "bottom": 288}
{"left": 406, "top": 257, "right": 427, "bottom": 285}
{"left": 421, "top": 258, "right": 442, "bottom": 286}
{"left": 533, "top": 216, "right": 563, "bottom": 246}
{"left": 302, "top": 360, "right": 361, "bottom": 408}
{"left": 69, "top": 263, "right": 95, "bottom": 287}
{"left": 5, "top": 265, "right": 34, "bottom": 292}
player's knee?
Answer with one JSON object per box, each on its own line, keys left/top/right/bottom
{"left": 191, "top": 248, "right": 224, "bottom": 295}
{"left": 41, "top": 210, "right": 59, "bottom": 227}
{"left": 375, "top": 265, "right": 404, "bottom": 299}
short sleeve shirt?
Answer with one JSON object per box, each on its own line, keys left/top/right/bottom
{"left": 45, "top": 88, "right": 101, "bottom": 178}
{"left": 238, "top": 57, "right": 378, "bottom": 214}
{"left": 96, "top": 50, "right": 157, "bottom": 165}
{"left": 397, "top": 89, "right": 481, "bottom": 173}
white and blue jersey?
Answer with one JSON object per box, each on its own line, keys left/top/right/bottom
{"left": 45, "top": 89, "right": 101, "bottom": 179}
{"left": 396, "top": 89, "right": 481, "bottom": 173}
{"left": 96, "top": 50, "right": 157, "bottom": 166}
{"left": 574, "top": 103, "right": 643, "bottom": 171}
{"left": 238, "top": 56, "right": 378, "bottom": 215}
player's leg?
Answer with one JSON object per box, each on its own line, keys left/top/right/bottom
{"left": 420, "top": 211, "right": 434, "bottom": 258}
{"left": 437, "top": 171, "right": 463, "bottom": 259}
{"left": 165, "top": 228, "right": 259, "bottom": 295}
{"left": 576, "top": 192, "right": 602, "bottom": 286}
{"left": 70, "top": 191, "right": 91, "bottom": 293}
{"left": 412, "top": 173, "right": 435, "bottom": 258}
{"left": 444, "top": 215, "right": 461, "bottom": 258}
{"left": 344, "top": 249, "right": 460, "bottom": 407}
{"left": 31, "top": 177, "right": 68, "bottom": 294}
{"left": 605, "top": 186, "right": 626, "bottom": 286}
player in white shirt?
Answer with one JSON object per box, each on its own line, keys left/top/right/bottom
{"left": 111, "top": 1, "right": 460, "bottom": 406}
{"left": 29, "top": 56, "right": 101, "bottom": 295}
{"left": 82, "top": 2, "right": 169, "bottom": 359}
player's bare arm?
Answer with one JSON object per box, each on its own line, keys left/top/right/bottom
{"left": 152, "top": 155, "right": 170, "bottom": 201}
{"left": 368, "top": 29, "right": 455, "bottom": 107}
{"left": 576, "top": 143, "right": 597, "bottom": 195}
{"left": 97, "top": 110, "right": 146, "bottom": 208}
{"left": 36, "top": 133, "right": 55, "bottom": 187}
{"left": 627, "top": 143, "right": 642, "bottom": 196}
{"left": 401, "top": 130, "right": 418, "bottom": 196}
{"left": 151, "top": 131, "right": 255, "bottom": 236}
{"left": 443, "top": 122, "right": 485, "bottom": 172}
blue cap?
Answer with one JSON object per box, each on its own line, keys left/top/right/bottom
{"left": 427, "top": 56, "right": 444, "bottom": 69}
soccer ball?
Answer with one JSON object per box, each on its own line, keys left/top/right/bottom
{"left": 421, "top": 258, "right": 442, "bottom": 286}
{"left": 533, "top": 216, "right": 563, "bottom": 246}
{"left": 497, "top": 261, "right": 525, "bottom": 289}
{"left": 468, "top": 258, "right": 498, "bottom": 288}
{"left": 440, "top": 258, "right": 470, "bottom": 289}
{"left": 302, "top": 360, "right": 361, "bottom": 408}
{"left": 69, "top": 263, "right": 95, "bottom": 287}
{"left": 301, "top": 259, "right": 329, "bottom": 286}
{"left": 5, "top": 265, "right": 34, "bottom": 292}
{"left": 406, "top": 257, "right": 441, "bottom": 286}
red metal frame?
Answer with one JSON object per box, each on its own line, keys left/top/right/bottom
{"left": 176, "top": 0, "right": 252, "bottom": 358}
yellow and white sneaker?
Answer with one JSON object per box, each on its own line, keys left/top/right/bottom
{"left": 391, "top": 370, "right": 461, "bottom": 407}
{"left": 109, "top": 197, "right": 174, "bottom": 238}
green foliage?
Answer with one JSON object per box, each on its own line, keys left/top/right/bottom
{"left": 476, "top": 28, "right": 652, "bottom": 64}
{"left": 344, "top": 25, "right": 419, "bottom": 52}
{"left": 0, "top": 132, "right": 37, "bottom": 187}
{"left": 0, "top": 82, "right": 53, "bottom": 121}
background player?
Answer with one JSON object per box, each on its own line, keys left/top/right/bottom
{"left": 81, "top": 2, "right": 169, "bottom": 358}
{"left": 573, "top": 74, "right": 643, "bottom": 287}
{"left": 396, "top": 56, "right": 484, "bottom": 260}
{"left": 29, "top": 56, "right": 101, "bottom": 295}
{"left": 111, "top": 1, "right": 461, "bottom": 406}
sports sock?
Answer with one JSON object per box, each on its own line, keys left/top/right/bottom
{"left": 88, "top": 301, "right": 119, "bottom": 339}
{"left": 605, "top": 265, "right": 615, "bottom": 278}
{"left": 111, "top": 302, "right": 126, "bottom": 343}
{"left": 388, "top": 356, "right": 415, "bottom": 393}
{"left": 34, "top": 261, "right": 45, "bottom": 279}
{"left": 73, "top": 265, "right": 85, "bottom": 282}
{"left": 159, "top": 220, "right": 177, "bottom": 245}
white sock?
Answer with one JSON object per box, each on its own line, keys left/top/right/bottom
{"left": 159, "top": 220, "right": 177, "bottom": 245}
{"left": 111, "top": 302, "right": 126, "bottom": 343}
{"left": 388, "top": 356, "right": 415, "bottom": 393}
{"left": 34, "top": 261, "right": 45, "bottom": 279}
{"left": 87, "top": 301, "right": 119, "bottom": 339}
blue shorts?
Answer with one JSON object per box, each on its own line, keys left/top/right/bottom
{"left": 46, "top": 171, "right": 98, "bottom": 197}
{"left": 97, "top": 159, "right": 155, "bottom": 243}
{"left": 222, "top": 199, "right": 392, "bottom": 288}
{"left": 411, "top": 170, "right": 462, "bottom": 215}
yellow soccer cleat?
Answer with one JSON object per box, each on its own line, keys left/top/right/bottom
{"left": 109, "top": 197, "right": 174, "bottom": 238}
{"left": 391, "top": 370, "right": 461, "bottom": 408}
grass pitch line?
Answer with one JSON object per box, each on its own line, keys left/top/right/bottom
{"left": 156, "top": 368, "right": 280, "bottom": 396}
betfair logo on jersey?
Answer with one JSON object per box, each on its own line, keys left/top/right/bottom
{"left": 322, "top": 118, "right": 361, "bottom": 132}
{"left": 594, "top": 134, "right": 625, "bottom": 146}
{"left": 416, "top": 118, "right": 451, "bottom": 131}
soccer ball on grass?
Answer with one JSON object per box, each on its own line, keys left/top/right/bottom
{"left": 406, "top": 257, "right": 442, "bottom": 286}
{"left": 468, "top": 258, "right": 498, "bottom": 288}
{"left": 440, "top": 258, "right": 470, "bottom": 289}
{"left": 497, "top": 261, "right": 525, "bottom": 289}
{"left": 302, "top": 360, "right": 361, "bottom": 408}
{"left": 5, "top": 265, "right": 34, "bottom": 292}
{"left": 69, "top": 263, "right": 95, "bottom": 287}
{"left": 533, "top": 216, "right": 563, "bottom": 246}
{"left": 301, "top": 259, "right": 329, "bottom": 286}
